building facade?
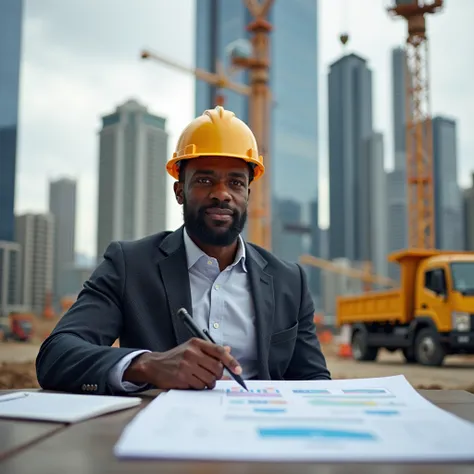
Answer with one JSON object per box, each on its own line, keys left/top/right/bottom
{"left": 322, "top": 258, "right": 363, "bottom": 324}
{"left": 386, "top": 169, "right": 407, "bottom": 281}
{"left": 391, "top": 47, "right": 408, "bottom": 171}
{"left": 0, "top": 240, "right": 22, "bottom": 316}
{"left": 15, "top": 213, "right": 55, "bottom": 315}
{"left": 432, "top": 116, "right": 464, "bottom": 250}
{"left": 96, "top": 99, "right": 169, "bottom": 260}
{"left": 194, "top": 0, "right": 320, "bottom": 297}
{"left": 49, "top": 177, "right": 77, "bottom": 302}
{"left": 462, "top": 173, "right": 474, "bottom": 251}
{"left": 359, "top": 132, "right": 388, "bottom": 277}
{"left": 387, "top": 47, "right": 409, "bottom": 280}
{"left": 0, "top": 0, "right": 23, "bottom": 242}
{"left": 328, "top": 53, "right": 373, "bottom": 262}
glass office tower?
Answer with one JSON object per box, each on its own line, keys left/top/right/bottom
{"left": 0, "top": 0, "right": 23, "bottom": 242}
{"left": 195, "top": 0, "right": 320, "bottom": 297}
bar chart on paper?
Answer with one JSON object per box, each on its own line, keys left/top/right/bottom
{"left": 114, "top": 375, "right": 474, "bottom": 463}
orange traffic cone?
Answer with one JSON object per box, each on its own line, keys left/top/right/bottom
{"left": 337, "top": 325, "right": 352, "bottom": 358}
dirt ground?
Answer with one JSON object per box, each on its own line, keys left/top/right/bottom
{"left": 1, "top": 341, "right": 473, "bottom": 392}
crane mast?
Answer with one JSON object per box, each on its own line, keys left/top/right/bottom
{"left": 388, "top": 0, "right": 443, "bottom": 250}
{"left": 233, "top": 0, "right": 273, "bottom": 250}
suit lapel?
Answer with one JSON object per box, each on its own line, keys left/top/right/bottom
{"left": 156, "top": 227, "right": 193, "bottom": 345}
{"left": 246, "top": 245, "right": 274, "bottom": 379}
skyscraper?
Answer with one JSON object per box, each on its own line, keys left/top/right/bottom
{"left": 387, "top": 47, "right": 408, "bottom": 280}
{"left": 15, "top": 213, "right": 55, "bottom": 315}
{"left": 432, "top": 116, "right": 464, "bottom": 250}
{"left": 359, "top": 132, "right": 388, "bottom": 277}
{"left": 0, "top": 0, "right": 23, "bottom": 242}
{"left": 194, "top": 1, "right": 320, "bottom": 288}
{"left": 0, "top": 240, "right": 21, "bottom": 316}
{"left": 328, "top": 53, "right": 373, "bottom": 262}
{"left": 49, "top": 177, "right": 77, "bottom": 302}
{"left": 96, "top": 99, "right": 169, "bottom": 260}
{"left": 463, "top": 173, "right": 474, "bottom": 251}
{"left": 391, "top": 47, "right": 407, "bottom": 171}
{"left": 386, "top": 169, "right": 407, "bottom": 281}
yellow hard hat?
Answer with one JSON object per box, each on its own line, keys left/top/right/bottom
{"left": 166, "top": 105, "right": 265, "bottom": 182}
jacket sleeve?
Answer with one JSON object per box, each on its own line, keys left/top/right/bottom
{"left": 284, "top": 263, "right": 332, "bottom": 381}
{"left": 36, "top": 241, "right": 148, "bottom": 395}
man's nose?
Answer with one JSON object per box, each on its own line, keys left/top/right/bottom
{"left": 209, "top": 181, "right": 231, "bottom": 201}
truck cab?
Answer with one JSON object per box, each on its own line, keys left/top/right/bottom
{"left": 413, "top": 253, "right": 474, "bottom": 364}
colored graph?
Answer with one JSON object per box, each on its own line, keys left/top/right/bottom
{"left": 228, "top": 399, "right": 287, "bottom": 405}
{"left": 292, "top": 389, "right": 330, "bottom": 394}
{"left": 253, "top": 408, "right": 287, "bottom": 414}
{"left": 343, "top": 389, "right": 389, "bottom": 394}
{"left": 247, "top": 399, "right": 287, "bottom": 405}
{"left": 225, "top": 387, "right": 282, "bottom": 398}
{"left": 308, "top": 399, "right": 378, "bottom": 407}
{"left": 365, "top": 410, "right": 400, "bottom": 416}
{"left": 257, "top": 427, "right": 376, "bottom": 441}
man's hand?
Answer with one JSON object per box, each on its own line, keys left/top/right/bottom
{"left": 123, "top": 338, "right": 242, "bottom": 390}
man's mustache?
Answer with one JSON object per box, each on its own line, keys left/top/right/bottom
{"left": 202, "top": 202, "right": 236, "bottom": 214}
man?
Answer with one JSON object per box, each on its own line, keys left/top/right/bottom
{"left": 36, "top": 106, "right": 330, "bottom": 395}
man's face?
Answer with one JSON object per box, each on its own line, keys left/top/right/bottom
{"left": 174, "top": 156, "right": 251, "bottom": 246}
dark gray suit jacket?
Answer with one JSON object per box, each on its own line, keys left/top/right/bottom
{"left": 36, "top": 227, "right": 331, "bottom": 395}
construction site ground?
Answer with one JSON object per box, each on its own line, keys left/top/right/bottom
{"left": 1, "top": 341, "right": 473, "bottom": 392}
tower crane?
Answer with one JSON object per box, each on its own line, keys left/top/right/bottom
{"left": 387, "top": 0, "right": 443, "bottom": 250}
{"left": 141, "top": 0, "right": 274, "bottom": 250}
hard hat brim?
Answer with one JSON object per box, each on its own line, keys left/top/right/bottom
{"left": 166, "top": 153, "right": 265, "bottom": 182}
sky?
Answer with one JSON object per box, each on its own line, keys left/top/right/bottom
{"left": 15, "top": 0, "right": 474, "bottom": 259}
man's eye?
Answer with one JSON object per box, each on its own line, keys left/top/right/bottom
{"left": 197, "top": 177, "right": 211, "bottom": 184}
{"left": 231, "top": 180, "right": 244, "bottom": 187}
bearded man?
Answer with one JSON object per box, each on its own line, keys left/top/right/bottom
{"left": 36, "top": 106, "right": 330, "bottom": 395}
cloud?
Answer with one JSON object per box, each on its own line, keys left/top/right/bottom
{"left": 16, "top": 0, "right": 474, "bottom": 252}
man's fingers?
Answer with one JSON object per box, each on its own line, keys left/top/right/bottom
{"left": 192, "top": 364, "right": 218, "bottom": 389}
{"left": 188, "top": 374, "right": 208, "bottom": 390}
{"left": 195, "top": 339, "right": 243, "bottom": 375}
{"left": 198, "top": 354, "right": 224, "bottom": 378}
{"left": 212, "top": 345, "right": 242, "bottom": 375}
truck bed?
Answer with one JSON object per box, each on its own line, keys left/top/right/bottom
{"left": 336, "top": 289, "right": 410, "bottom": 326}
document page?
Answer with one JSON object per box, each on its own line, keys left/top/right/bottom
{"left": 114, "top": 375, "right": 474, "bottom": 462}
{"left": 0, "top": 391, "right": 142, "bottom": 423}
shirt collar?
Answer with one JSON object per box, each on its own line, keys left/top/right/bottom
{"left": 183, "top": 227, "right": 247, "bottom": 272}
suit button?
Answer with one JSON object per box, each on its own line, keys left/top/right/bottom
{"left": 82, "top": 384, "right": 86, "bottom": 391}
{"left": 93, "top": 384, "right": 97, "bottom": 391}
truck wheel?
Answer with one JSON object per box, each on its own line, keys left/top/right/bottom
{"left": 414, "top": 328, "right": 445, "bottom": 366}
{"left": 352, "top": 330, "right": 378, "bottom": 361}
{"left": 402, "top": 347, "right": 416, "bottom": 363}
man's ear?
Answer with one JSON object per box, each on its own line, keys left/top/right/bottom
{"left": 174, "top": 182, "right": 184, "bottom": 205}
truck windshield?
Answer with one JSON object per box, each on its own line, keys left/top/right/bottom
{"left": 450, "top": 262, "right": 474, "bottom": 294}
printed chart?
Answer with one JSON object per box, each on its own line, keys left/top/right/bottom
{"left": 114, "top": 375, "right": 474, "bottom": 462}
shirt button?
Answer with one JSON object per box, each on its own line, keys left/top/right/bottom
{"left": 215, "top": 284, "right": 220, "bottom": 290}
{"left": 207, "top": 260, "right": 213, "bottom": 265}
{"left": 213, "top": 322, "right": 219, "bottom": 329}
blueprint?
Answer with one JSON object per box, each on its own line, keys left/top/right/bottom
{"left": 114, "top": 375, "right": 474, "bottom": 462}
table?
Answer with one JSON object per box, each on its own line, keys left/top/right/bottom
{"left": 1, "top": 389, "right": 473, "bottom": 473}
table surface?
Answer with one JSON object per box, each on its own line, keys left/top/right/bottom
{"left": 1, "top": 388, "right": 474, "bottom": 473}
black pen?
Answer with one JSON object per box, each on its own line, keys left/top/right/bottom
{"left": 177, "top": 307, "right": 248, "bottom": 391}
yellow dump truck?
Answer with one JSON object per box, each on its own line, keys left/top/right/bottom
{"left": 336, "top": 249, "right": 474, "bottom": 366}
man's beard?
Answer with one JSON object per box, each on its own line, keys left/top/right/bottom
{"left": 183, "top": 197, "right": 247, "bottom": 246}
